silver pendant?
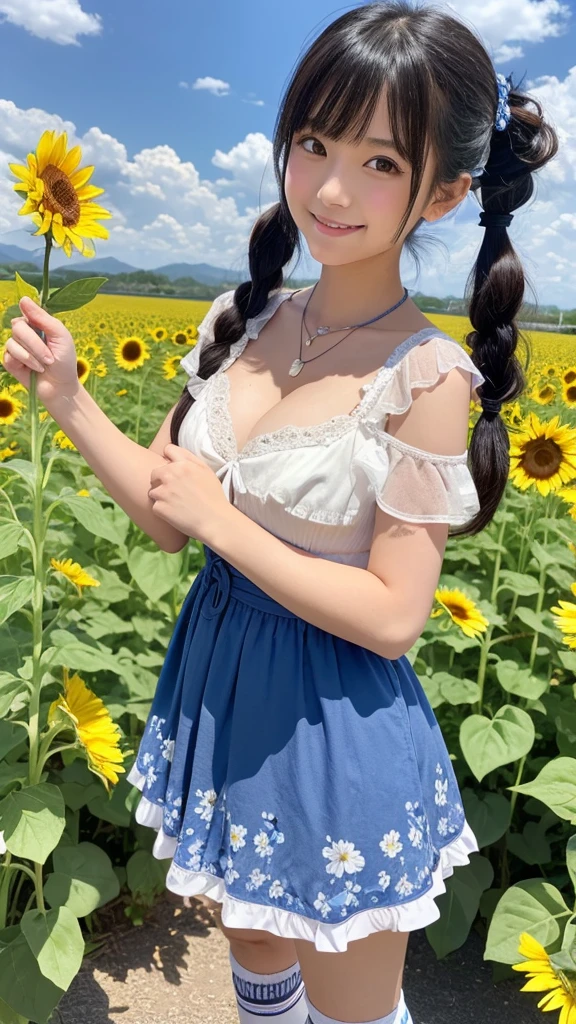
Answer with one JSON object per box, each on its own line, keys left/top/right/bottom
{"left": 289, "top": 358, "right": 305, "bottom": 376}
{"left": 317, "top": 326, "right": 330, "bottom": 334}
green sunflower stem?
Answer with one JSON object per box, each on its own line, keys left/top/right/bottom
{"left": 25, "top": 233, "right": 53, "bottom": 916}
{"left": 475, "top": 514, "right": 507, "bottom": 715}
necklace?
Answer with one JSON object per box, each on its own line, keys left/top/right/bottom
{"left": 287, "top": 283, "right": 410, "bottom": 377}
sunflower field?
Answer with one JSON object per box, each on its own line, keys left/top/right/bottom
{"left": 1, "top": 130, "right": 576, "bottom": 1024}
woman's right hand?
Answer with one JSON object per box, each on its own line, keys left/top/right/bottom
{"left": 2, "top": 296, "right": 81, "bottom": 403}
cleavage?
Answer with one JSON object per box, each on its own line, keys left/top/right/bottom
{"left": 222, "top": 316, "right": 397, "bottom": 454}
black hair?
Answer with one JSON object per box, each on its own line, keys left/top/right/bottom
{"left": 170, "top": 0, "right": 559, "bottom": 536}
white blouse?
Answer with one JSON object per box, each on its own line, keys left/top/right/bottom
{"left": 178, "top": 289, "right": 486, "bottom": 568}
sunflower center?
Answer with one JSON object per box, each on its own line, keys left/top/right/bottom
{"left": 122, "top": 342, "right": 142, "bottom": 362}
{"left": 40, "top": 164, "right": 81, "bottom": 227}
{"left": 0, "top": 399, "right": 15, "bottom": 417}
{"left": 446, "top": 602, "right": 469, "bottom": 618}
{"left": 522, "top": 438, "right": 562, "bottom": 479}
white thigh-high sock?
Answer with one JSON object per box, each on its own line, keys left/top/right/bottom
{"left": 229, "top": 949, "right": 308, "bottom": 1021}
{"left": 304, "top": 987, "right": 413, "bottom": 1024}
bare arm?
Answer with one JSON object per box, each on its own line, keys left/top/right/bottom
{"left": 46, "top": 387, "right": 189, "bottom": 553}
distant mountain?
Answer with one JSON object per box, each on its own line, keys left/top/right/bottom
{"left": 0, "top": 243, "right": 44, "bottom": 267}
{"left": 51, "top": 255, "right": 140, "bottom": 275}
{"left": 154, "top": 262, "right": 247, "bottom": 284}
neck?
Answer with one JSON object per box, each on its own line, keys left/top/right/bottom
{"left": 304, "top": 260, "right": 409, "bottom": 327}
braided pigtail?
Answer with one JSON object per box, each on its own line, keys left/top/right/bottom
{"left": 451, "top": 75, "right": 559, "bottom": 536}
{"left": 169, "top": 201, "right": 298, "bottom": 445}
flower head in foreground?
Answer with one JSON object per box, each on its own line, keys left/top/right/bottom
{"left": 431, "top": 587, "right": 489, "bottom": 639}
{"left": 509, "top": 412, "right": 576, "bottom": 497}
{"left": 8, "top": 130, "right": 111, "bottom": 258}
{"left": 48, "top": 669, "right": 126, "bottom": 792}
{"left": 50, "top": 556, "right": 100, "bottom": 596}
{"left": 512, "top": 931, "right": 576, "bottom": 1022}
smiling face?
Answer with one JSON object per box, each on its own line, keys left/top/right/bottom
{"left": 284, "top": 85, "right": 471, "bottom": 268}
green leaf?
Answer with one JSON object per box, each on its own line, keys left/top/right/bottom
{"left": 87, "top": 776, "right": 139, "bottom": 828}
{"left": 459, "top": 705, "right": 535, "bottom": 783}
{"left": 425, "top": 854, "right": 493, "bottom": 957}
{"left": 0, "top": 577, "right": 34, "bottom": 626}
{"left": 45, "top": 277, "right": 108, "bottom": 314}
{"left": 128, "top": 546, "right": 184, "bottom": 602}
{"left": 0, "top": 929, "right": 64, "bottom": 1023}
{"left": 498, "top": 571, "right": 541, "bottom": 596}
{"left": 21, "top": 906, "right": 84, "bottom": 991}
{"left": 462, "top": 788, "right": 512, "bottom": 848}
{"left": 434, "top": 671, "right": 480, "bottom": 705}
{"left": 495, "top": 660, "right": 549, "bottom": 700}
{"left": 0, "top": 783, "right": 66, "bottom": 864}
{"left": 514, "top": 605, "right": 560, "bottom": 641}
{"left": 126, "top": 849, "right": 170, "bottom": 905}
{"left": 484, "top": 879, "right": 571, "bottom": 964}
{"left": 44, "top": 841, "right": 120, "bottom": 917}
{"left": 0, "top": 520, "right": 25, "bottom": 560}
{"left": 0, "top": 994, "right": 28, "bottom": 1024}
{"left": 0, "top": 458, "right": 36, "bottom": 492}
{"left": 14, "top": 271, "right": 40, "bottom": 303}
{"left": 508, "top": 756, "right": 576, "bottom": 821}
{"left": 0, "top": 721, "right": 26, "bottom": 760}
{"left": 0, "top": 672, "right": 27, "bottom": 718}
{"left": 57, "top": 494, "right": 127, "bottom": 546}
{"left": 1, "top": 304, "right": 22, "bottom": 329}
{"left": 507, "top": 822, "right": 552, "bottom": 865}
{"left": 41, "top": 628, "right": 126, "bottom": 676}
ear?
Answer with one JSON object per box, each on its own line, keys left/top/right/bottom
{"left": 422, "top": 172, "right": 473, "bottom": 224}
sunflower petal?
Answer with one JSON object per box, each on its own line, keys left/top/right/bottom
{"left": 60, "top": 144, "right": 83, "bottom": 177}
{"left": 520, "top": 975, "right": 563, "bottom": 992}
{"left": 76, "top": 184, "right": 105, "bottom": 200}
{"left": 8, "top": 162, "right": 32, "bottom": 185}
{"left": 52, "top": 220, "right": 66, "bottom": 246}
{"left": 36, "top": 130, "right": 56, "bottom": 174}
{"left": 69, "top": 165, "right": 95, "bottom": 189}
{"left": 50, "top": 132, "right": 68, "bottom": 169}
{"left": 32, "top": 209, "right": 53, "bottom": 236}
{"left": 77, "top": 221, "right": 110, "bottom": 240}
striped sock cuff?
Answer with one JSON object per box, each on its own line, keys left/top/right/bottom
{"left": 229, "top": 949, "right": 306, "bottom": 1018}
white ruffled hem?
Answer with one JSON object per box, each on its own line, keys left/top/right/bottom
{"left": 127, "top": 762, "right": 480, "bottom": 953}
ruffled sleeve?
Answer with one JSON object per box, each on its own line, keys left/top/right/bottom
{"left": 178, "top": 289, "right": 235, "bottom": 398}
{"left": 353, "top": 335, "right": 484, "bottom": 526}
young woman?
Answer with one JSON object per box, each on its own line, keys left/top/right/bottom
{"left": 5, "top": 2, "right": 559, "bottom": 1022}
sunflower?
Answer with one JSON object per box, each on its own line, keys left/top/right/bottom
{"left": 47, "top": 668, "right": 126, "bottom": 792}
{"left": 51, "top": 430, "right": 77, "bottom": 452}
{"left": 563, "top": 381, "right": 576, "bottom": 408}
{"left": 114, "top": 335, "right": 151, "bottom": 371}
{"left": 531, "top": 382, "right": 557, "bottom": 405}
{"left": 512, "top": 931, "right": 576, "bottom": 1021}
{"left": 50, "top": 556, "right": 99, "bottom": 595}
{"left": 151, "top": 326, "right": 168, "bottom": 343}
{"left": 0, "top": 389, "right": 25, "bottom": 426}
{"left": 550, "top": 582, "right": 576, "bottom": 649}
{"left": 76, "top": 355, "right": 92, "bottom": 385}
{"left": 502, "top": 400, "right": 524, "bottom": 429}
{"left": 9, "top": 130, "right": 112, "bottom": 258}
{"left": 162, "top": 353, "right": 183, "bottom": 380}
{"left": 543, "top": 363, "right": 559, "bottom": 380}
{"left": 185, "top": 324, "right": 198, "bottom": 340}
{"left": 509, "top": 412, "right": 576, "bottom": 496}
{"left": 430, "top": 587, "right": 489, "bottom": 638}
{"left": 563, "top": 367, "right": 576, "bottom": 386}
{"left": 172, "top": 329, "right": 189, "bottom": 346}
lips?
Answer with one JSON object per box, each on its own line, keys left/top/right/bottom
{"left": 313, "top": 213, "right": 363, "bottom": 228}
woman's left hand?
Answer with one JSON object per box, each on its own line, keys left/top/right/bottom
{"left": 149, "top": 443, "right": 231, "bottom": 541}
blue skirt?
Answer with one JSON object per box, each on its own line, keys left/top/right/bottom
{"left": 127, "top": 544, "right": 479, "bottom": 952}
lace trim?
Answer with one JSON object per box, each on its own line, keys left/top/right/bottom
{"left": 207, "top": 373, "right": 360, "bottom": 461}
{"left": 366, "top": 423, "right": 469, "bottom": 464}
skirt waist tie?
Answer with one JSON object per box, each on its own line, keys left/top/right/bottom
{"left": 199, "top": 544, "right": 298, "bottom": 619}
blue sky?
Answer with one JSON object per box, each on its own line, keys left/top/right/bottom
{"left": 0, "top": 0, "right": 575, "bottom": 304}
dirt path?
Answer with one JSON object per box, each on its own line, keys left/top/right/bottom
{"left": 55, "top": 892, "right": 542, "bottom": 1024}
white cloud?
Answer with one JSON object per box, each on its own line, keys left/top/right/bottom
{"left": 191, "top": 77, "right": 231, "bottom": 98}
{"left": 446, "top": 0, "right": 570, "bottom": 63}
{"left": 0, "top": 0, "right": 102, "bottom": 45}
